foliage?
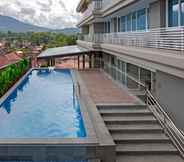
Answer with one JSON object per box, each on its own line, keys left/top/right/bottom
{"left": 0, "top": 32, "right": 77, "bottom": 50}
{"left": 0, "top": 59, "right": 29, "bottom": 97}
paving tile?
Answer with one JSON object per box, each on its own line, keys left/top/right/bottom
{"left": 80, "top": 70, "right": 136, "bottom": 104}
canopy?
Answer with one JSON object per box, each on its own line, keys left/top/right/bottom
{"left": 37, "top": 45, "right": 91, "bottom": 59}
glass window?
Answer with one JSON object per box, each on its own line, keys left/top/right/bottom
{"left": 140, "top": 68, "right": 151, "bottom": 85}
{"left": 107, "top": 21, "right": 111, "bottom": 33}
{"left": 127, "top": 14, "right": 132, "bottom": 31}
{"left": 118, "top": 17, "right": 121, "bottom": 32}
{"left": 113, "top": 17, "right": 118, "bottom": 33}
{"left": 132, "top": 12, "right": 137, "bottom": 31}
{"left": 127, "top": 63, "right": 139, "bottom": 80}
{"left": 147, "top": 8, "right": 150, "bottom": 29}
{"left": 137, "top": 9, "right": 146, "bottom": 30}
{"left": 127, "top": 77, "right": 139, "bottom": 89}
{"left": 117, "top": 59, "right": 121, "bottom": 69}
{"left": 121, "top": 61, "right": 125, "bottom": 72}
{"left": 140, "top": 68, "right": 152, "bottom": 90}
{"left": 120, "top": 16, "right": 126, "bottom": 32}
{"left": 104, "top": 22, "right": 107, "bottom": 33}
{"left": 181, "top": 0, "right": 184, "bottom": 26}
{"left": 168, "top": 0, "right": 179, "bottom": 27}
{"left": 111, "top": 56, "right": 115, "bottom": 65}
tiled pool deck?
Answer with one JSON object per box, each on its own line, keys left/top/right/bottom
{"left": 79, "top": 69, "right": 138, "bottom": 105}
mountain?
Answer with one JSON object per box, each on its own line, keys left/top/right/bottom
{"left": 0, "top": 15, "right": 79, "bottom": 34}
{"left": 53, "top": 28, "right": 80, "bottom": 35}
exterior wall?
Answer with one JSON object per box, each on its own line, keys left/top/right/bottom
{"left": 81, "top": 26, "right": 90, "bottom": 34}
{"left": 156, "top": 71, "right": 184, "bottom": 131}
{"left": 160, "top": 0, "right": 166, "bottom": 27}
{"left": 89, "top": 24, "right": 94, "bottom": 34}
{"left": 94, "top": 23, "right": 105, "bottom": 33}
{"left": 102, "top": 0, "right": 120, "bottom": 11}
{"left": 149, "top": 0, "right": 166, "bottom": 28}
{"left": 149, "top": 1, "right": 161, "bottom": 28}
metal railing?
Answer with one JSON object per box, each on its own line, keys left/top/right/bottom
{"left": 79, "top": 26, "right": 184, "bottom": 52}
{"left": 78, "top": 34, "right": 103, "bottom": 43}
{"left": 146, "top": 90, "right": 184, "bottom": 157}
{"left": 100, "top": 60, "right": 184, "bottom": 157}
{"left": 93, "top": 0, "right": 102, "bottom": 10}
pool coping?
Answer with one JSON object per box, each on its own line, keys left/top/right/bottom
{"left": 73, "top": 70, "right": 116, "bottom": 162}
{"left": 0, "top": 68, "right": 98, "bottom": 146}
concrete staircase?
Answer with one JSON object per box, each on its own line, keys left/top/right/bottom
{"left": 98, "top": 105, "right": 184, "bottom": 162}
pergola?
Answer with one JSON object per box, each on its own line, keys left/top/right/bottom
{"left": 37, "top": 45, "right": 96, "bottom": 69}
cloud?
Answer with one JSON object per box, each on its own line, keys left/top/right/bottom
{"left": 59, "top": 0, "right": 67, "bottom": 12}
{"left": 0, "top": 0, "right": 80, "bottom": 29}
{"left": 20, "top": 8, "right": 36, "bottom": 16}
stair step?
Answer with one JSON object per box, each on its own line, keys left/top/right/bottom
{"left": 112, "top": 132, "right": 170, "bottom": 143}
{"left": 116, "top": 155, "right": 184, "bottom": 162}
{"left": 100, "top": 109, "right": 152, "bottom": 116}
{"left": 116, "top": 143, "right": 178, "bottom": 155}
{"left": 107, "top": 123, "right": 163, "bottom": 133}
{"left": 98, "top": 105, "right": 147, "bottom": 111}
{"left": 101, "top": 113, "right": 153, "bottom": 117}
{"left": 104, "top": 116, "right": 157, "bottom": 124}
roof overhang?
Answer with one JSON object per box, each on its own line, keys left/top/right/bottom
{"left": 37, "top": 45, "right": 91, "bottom": 59}
{"left": 77, "top": 0, "right": 91, "bottom": 12}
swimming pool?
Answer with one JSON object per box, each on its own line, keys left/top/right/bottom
{"left": 0, "top": 69, "right": 86, "bottom": 138}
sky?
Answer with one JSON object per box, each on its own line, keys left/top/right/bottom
{"left": 0, "top": 0, "right": 81, "bottom": 29}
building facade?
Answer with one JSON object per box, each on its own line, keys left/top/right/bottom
{"left": 77, "top": 0, "right": 184, "bottom": 132}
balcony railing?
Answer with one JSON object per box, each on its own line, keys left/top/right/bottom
{"left": 79, "top": 0, "right": 102, "bottom": 23}
{"left": 79, "top": 27, "right": 184, "bottom": 52}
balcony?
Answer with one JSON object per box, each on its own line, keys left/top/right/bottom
{"left": 78, "top": 0, "right": 102, "bottom": 25}
{"left": 79, "top": 27, "right": 184, "bottom": 53}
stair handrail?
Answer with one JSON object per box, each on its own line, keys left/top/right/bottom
{"left": 146, "top": 89, "right": 184, "bottom": 157}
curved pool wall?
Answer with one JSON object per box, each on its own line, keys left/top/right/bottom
{"left": 0, "top": 69, "right": 86, "bottom": 138}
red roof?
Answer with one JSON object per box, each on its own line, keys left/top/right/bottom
{"left": 0, "top": 52, "right": 22, "bottom": 68}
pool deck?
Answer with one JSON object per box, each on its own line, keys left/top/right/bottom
{"left": 79, "top": 69, "right": 139, "bottom": 105}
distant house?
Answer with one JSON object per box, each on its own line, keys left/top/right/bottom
{"left": 0, "top": 41, "right": 8, "bottom": 55}
{"left": 0, "top": 52, "right": 22, "bottom": 68}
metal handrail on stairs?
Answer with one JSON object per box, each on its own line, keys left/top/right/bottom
{"left": 146, "top": 89, "right": 184, "bottom": 158}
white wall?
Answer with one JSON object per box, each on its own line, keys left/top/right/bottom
{"left": 156, "top": 71, "right": 184, "bottom": 131}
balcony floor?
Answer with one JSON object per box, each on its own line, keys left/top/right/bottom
{"left": 79, "top": 69, "right": 139, "bottom": 105}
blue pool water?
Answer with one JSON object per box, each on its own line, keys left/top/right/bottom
{"left": 0, "top": 69, "right": 86, "bottom": 138}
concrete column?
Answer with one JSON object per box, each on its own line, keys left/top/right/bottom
{"left": 82, "top": 55, "right": 85, "bottom": 69}
{"left": 47, "top": 59, "right": 50, "bottom": 66}
{"left": 53, "top": 58, "right": 55, "bottom": 66}
{"left": 92, "top": 54, "right": 95, "bottom": 68}
{"left": 49, "top": 59, "right": 52, "bottom": 66}
{"left": 89, "top": 54, "right": 92, "bottom": 68}
{"left": 77, "top": 55, "right": 80, "bottom": 69}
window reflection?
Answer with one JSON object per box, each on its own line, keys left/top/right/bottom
{"left": 168, "top": 0, "right": 179, "bottom": 27}
{"left": 137, "top": 9, "right": 146, "bottom": 30}
{"left": 127, "top": 14, "right": 132, "bottom": 31}
{"left": 120, "top": 16, "right": 126, "bottom": 32}
{"left": 181, "top": 0, "right": 184, "bottom": 25}
{"left": 132, "top": 12, "right": 137, "bottom": 31}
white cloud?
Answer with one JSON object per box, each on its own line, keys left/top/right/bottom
{"left": 0, "top": 0, "right": 80, "bottom": 29}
